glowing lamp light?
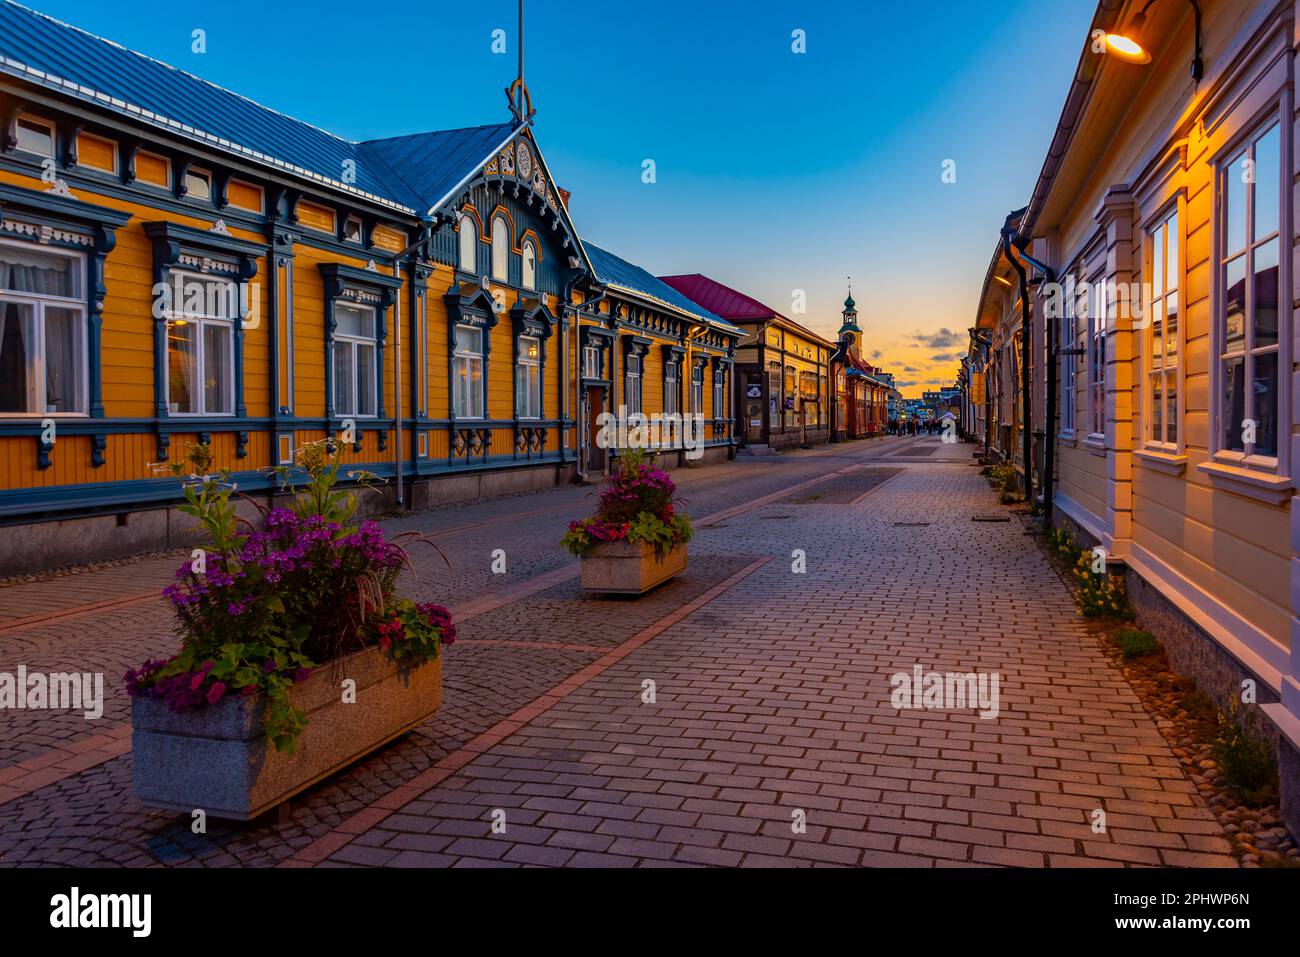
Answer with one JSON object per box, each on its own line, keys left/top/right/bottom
{"left": 1104, "top": 30, "right": 1151, "bottom": 64}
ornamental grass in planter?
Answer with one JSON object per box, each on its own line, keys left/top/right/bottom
{"left": 561, "top": 448, "right": 693, "bottom": 594}
{"left": 126, "top": 440, "right": 453, "bottom": 820}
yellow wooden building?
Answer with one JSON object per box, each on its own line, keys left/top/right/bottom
{"left": 0, "top": 2, "right": 739, "bottom": 572}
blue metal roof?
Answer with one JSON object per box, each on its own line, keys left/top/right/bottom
{"left": 0, "top": 1, "right": 514, "bottom": 214}
{"left": 584, "top": 242, "right": 740, "bottom": 334}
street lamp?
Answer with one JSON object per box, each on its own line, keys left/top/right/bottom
{"left": 1102, "top": 0, "right": 1203, "bottom": 80}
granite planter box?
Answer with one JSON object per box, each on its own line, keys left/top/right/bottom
{"left": 131, "top": 646, "right": 442, "bottom": 821}
{"left": 580, "top": 540, "right": 687, "bottom": 594}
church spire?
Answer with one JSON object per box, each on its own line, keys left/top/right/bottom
{"left": 839, "top": 277, "right": 861, "bottom": 339}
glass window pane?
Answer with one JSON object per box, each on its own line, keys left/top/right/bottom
{"left": 1165, "top": 292, "right": 1178, "bottom": 360}
{"left": 1165, "top": 219, "right": 1178, "bottom": 291}
{"left": 1223, "top": 257, "right": 1246, "bottom": 353}
{"left": 492, "top": 217, "right": 509, "bottom": 281}
{"left": 453, "top": 356, "right": 467, "bottom": 417}
{"left": 459, "top": 216, "right": 477, "bottom": 273}
{"left": 1253, "top": 125, "right": 1280, "bottom": 240}
{"left": 1222, "top": 355, "right": 1245, "bottom": 451}
{"left": 0, "top": 246, "right": 80, "bottom": 298}
{"left": 1152, "top": 224, "right": 1164, "bottom": 297}
{"left": 16, "top": 117, "right": 54, "bottom": 156}
{"left": 1253, "top": 351, "right": 1278, "bottom": 457}
{"left": 203, "top": 322, "right": 232, "bottom": 414}
{"left": 333, "top": 341, "right": 354, "bottom": 416}
{"left": 470, "top": 357, "right": 483, "bottom": 417}
{"left": 522, "top": 242, "right": 536, "bottom": 289}
{"left": 357, "top": 343, "right": 375, "bottom": 416}
{"left": 1151, "top": 379, "right": 1162, "bottom": 442}
{"left": 44, "top": 306, "right": 84, "bottom": 413}
{"left": 167, "top": 320, "right": 198, "bottom": 414}
{"left": 0, "top": 299, "right": 37, "bottom": 412}
{"left": 1226, "top": 153, "right": 1248, "bottom": 255}
{"left": 1150, "top": 315, "right": 1163, "bottom": 368}
{"left": 1253, "top": 238, "right": 1278, "bottom": 349}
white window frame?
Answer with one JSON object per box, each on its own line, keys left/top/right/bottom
{"left": 1086, "top": 279, "right": 1106, "bottom": 439}
{"left": 343, "top": 217, "right": 363, "bottom": 244}
{"left": 453, "top": 323, "right": 485, "bottom": 419}
{"left": 521, "top": 239, "right": 537, "bottom": 290}
{"left": 1212, "top": 119, "right": 1288, "bottom": 473}
{"left": 664, "top": 359, "right": 679, "bottom": 416}
{"left": 491, "top": 215, "right": 509, "bottom": 282}
{"left": 582, "top": 341, "right": 601, "bottom": 380}
{"left": 1145, "top": 207, "right": 1182, "bottom": 450}
{"left": 332, "top": 302, "right": 378, "bottom": 418}
{"left": 458, "top": 213, "right": 477, "bottom": 274}
{"left": 714, "top": 367, "right": 726, "bottom": 421}
{"left": 625, "top": 353, "right": 642, "bottom": 415}
{"left": 515, "top": 334, "right": 541, "bottom": 419}
{"left": 1059, "top": 272, "right": 1077, "bottom": 438}
{"left": 164, "top": 271, "right": 236, "bottom": 416}
{"left": 692, "top": 362, "right": 705, "bottom": 415}
{"left": 0, "top": 239, "right": 88, "bottom": 416}
{"left": 14, "top": 115, "right": 55, "bottom": 158}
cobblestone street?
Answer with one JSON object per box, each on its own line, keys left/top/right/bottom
{"left": 0, "top": 438, "right": 1235, "bottom": 867}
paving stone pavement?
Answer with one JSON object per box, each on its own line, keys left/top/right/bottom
{"left": 0, "top": 438, "right": 1236, "bottom": 867}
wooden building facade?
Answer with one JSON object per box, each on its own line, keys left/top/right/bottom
{"left": 0, "top": 2, "right": 738, "bottom": 573}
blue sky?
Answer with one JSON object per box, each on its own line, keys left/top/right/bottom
{"left": 33, "top": 0, "right": 1095, "bottom": 395}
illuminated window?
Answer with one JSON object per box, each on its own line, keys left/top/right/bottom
{"left": 515, "top": 334, "right": 541, "bottom": 419}
{"left": 1146, "top": 211, "right": 1180, "bottom": 448}
{"left": 165, "top": 272, "right": 236, "bottom": 415}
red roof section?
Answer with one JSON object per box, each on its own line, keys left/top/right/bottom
{"left": 658, "top": 274, "right": 776, "bottom": 322}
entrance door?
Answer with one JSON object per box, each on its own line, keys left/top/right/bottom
{"left": 586, "top": 386, "right": 606, "bottom": 474}
{"left": 743, "top": 374, "right": 764, "bottom": 444}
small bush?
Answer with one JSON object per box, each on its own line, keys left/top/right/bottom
{"left": 1212, "top": 701, "right": 1279, "bottom": 806}
{"left": 1114, "top": 627, "right": 1159, "bottom": 659}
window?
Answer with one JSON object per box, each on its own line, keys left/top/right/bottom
{"left": 1087, "top": 281, "right": 1106, "bottom": 437}
{"left": 491, "top": 215, "right": 509, "bottom": 282}
{"left": 582, "top": 341, "right": 601, "bottom": 379}
{"left": 1219, "top": 124, "right": 1281, "bottom": 460}
{"left": 1147, "top": 211, "right": 1180, "bottom": 447}
{"left": 343, "top": 217, "right": 363, "bottom": 244}
{"left": 165, "top": 272, "right": 236, "bottom": 415}
{"left": 332, "top": 303, "right": 377, "bottom": 417}
{"left": 1059, "top": 273, "right": 1077, "bottom": 435}
{"left": 15, "top": 116, "right": 54, "bottom": 157}
{"left": 692, "top": 363, "right": 705, "bottom": 415}
{"left": 0, "top": 242, "right": 86, "bottom": 414}
{"left": 184, "top": 168, "right": 212, "bottom": 201}
{"left": 783, "top": 364, "right": 796, "bottom": 428}
{"left": 515, "top": 335, "right": 540, "bottom": 418}
{"left": 664, "top": 359, "right": 679, "bottom": 415}
{"left": 522, "top": 239, "right": 537, "bottom": 290}
{"left": 714, "top": 367, "right": 726, "bottom": 421}
{"left": 458, "top": 213, "right": 477, "bottom": 274}
{"left": 768, "top": 361, "right": 782, "bottom": 430}
{"left": 452, "top": 324, "right": 484, "bottom": 418}
{"left": 625, "top": 353, "right": 642, "bottom": 414}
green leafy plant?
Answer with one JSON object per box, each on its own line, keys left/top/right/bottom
{"left": 1114, "top": 627, "right": 1159, "bottom": 659}
{"left": 127, "top": 440, "right": 453, "bottom": 753}
{"left": 562, "top": 447, "right": 693, "bottom": 557}
{"left": 1212, "top": 699, "right": 1279, "bottom": 806}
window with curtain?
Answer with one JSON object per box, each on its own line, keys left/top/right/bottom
{"left": 458, "top": 213, "right": 477, "bottom": 274}
{"left": 453, "top": 324, "right": 484, "bottom": 418}
{"left": 0, "top": 243, "right": 86, "bottom": 414}
{"left": 491, "top": 215, "right": 509, "bottom": 282}
{"left": 332, "top": 302, "right": 377, "bottom": 417}
{"left": 1220, "top": 123, "right": 1281, "bottom": 460}
{"left": 515, "top": 334, "right": 540, "bottom": 418}
{"left": 625, "top": 353, "right": 642, "bottom": 414}
{"left": 522, "top": 239, "right": 537, "bottom": 290}
{"left": 166, "top": 272, "right": 236, "bottom": 415}
{"left": 1147, "top": 210, "right": 1180, "bottom": 448}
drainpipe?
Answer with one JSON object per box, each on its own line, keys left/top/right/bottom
{"left": 1001, "top": 212, "right": 1032, "bottom": 507}
{"left": 391, "top": 219, "right": 434, "bottom": 508}
{"left": 1012, "top": 234, "right": 1057, "bottom": 527}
